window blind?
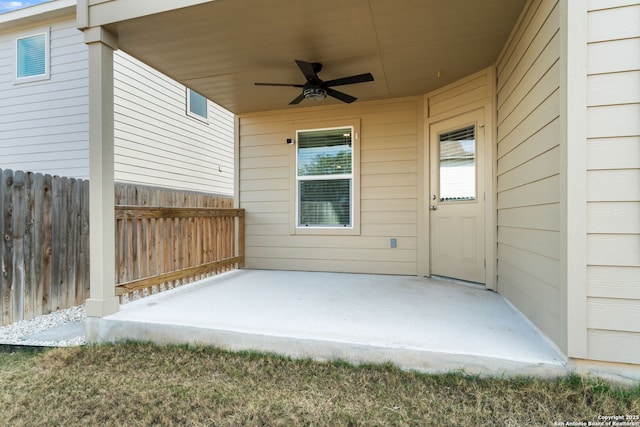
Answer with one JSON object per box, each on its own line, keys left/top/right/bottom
{"left": 297, "top": 127, "right": 353, "bottom": 227}
{"left": 17, "top": 33, "right": 46, "bottom": 79}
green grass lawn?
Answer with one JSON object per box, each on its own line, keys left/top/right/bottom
{"left": 0, "top": 342, "right": 638, "bottom": 426}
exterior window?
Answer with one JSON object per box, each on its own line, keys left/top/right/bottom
{"left": 15, "top": 31, "right": 49, "bottom": 82}
{"left": 187, "top": 88, "right": 208, "bottom": 121}
{"left": 297, "top": 127, "right": 353, "bottom": 228}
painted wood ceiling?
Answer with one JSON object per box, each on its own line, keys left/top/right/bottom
{"left": 105, "top": 0, "right": 526, "bottom": 114}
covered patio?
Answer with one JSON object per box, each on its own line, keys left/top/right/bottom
{"left": 76, "top": 0, "right": 640, "bottom": 377}
{"left": 86, "top": 269, "right": 567, "bottom": 377}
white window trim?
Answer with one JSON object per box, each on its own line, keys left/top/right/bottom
{"left": 14, "top": 28, "right": 50, "bottom": 84}
{"left": 186, "top": 88, "right": 209, "bottom": 123}
{"left": 290, "top": 119, "right": 361, "bottom": 236}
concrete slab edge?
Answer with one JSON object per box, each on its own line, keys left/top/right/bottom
{"left": 86, "top": 318, "right": 569, "bottom": 379}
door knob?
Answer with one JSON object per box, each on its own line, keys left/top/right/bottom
{"left": 430, "top": 205, "right": 437, "bottom": 211}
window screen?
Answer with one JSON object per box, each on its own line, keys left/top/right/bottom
{"left": 16, "top": 33, "right": 47, "bottom": 80}
{"left": 297, "top": 127, "right": 353, "bottom": 227}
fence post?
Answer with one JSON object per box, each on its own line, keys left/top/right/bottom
{"left": 237, "top": 211, "right": 245, "bottom": 268}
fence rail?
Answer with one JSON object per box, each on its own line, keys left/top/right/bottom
{"left": 115, "top": 206, "right": 244, "bottom": 301}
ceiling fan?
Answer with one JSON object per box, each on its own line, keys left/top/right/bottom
{"left": 255, "top": 59, "right": 374, "bottom": 105}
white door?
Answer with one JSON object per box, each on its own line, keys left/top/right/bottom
{"left": 429, "top": 110, "right": 485, "bottom": 284}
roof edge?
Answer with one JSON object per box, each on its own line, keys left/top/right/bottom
{"left": 0, "top": 0, "right": 76, "bottom": 31}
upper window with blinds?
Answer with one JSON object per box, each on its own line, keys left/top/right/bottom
{"left": 438, "top": 125, "right": 476, "bottom": 202}
{"left": 15, "top": 31, "right": 50, "bottom": 83}
{"left": 296, "top": 127, "right": 353, "bottom": 228}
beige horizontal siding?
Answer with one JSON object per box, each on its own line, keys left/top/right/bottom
{"left": 497, "top": 147, "right": 560, "bottom": 193}
{"left": 498, "top": 204, "right": 560, "bottom": 231}
{"left": 497, "top": 263, "right": 562, "bottom": 344}
{"left": 426, "top": 68, "right": 493, "bottom": 120}
{"left": 114, "top": 50, "right": 234, "bottom": 195}
{"left": 497, "top": 175, "right": 560, "bottom": 210}
{"left": 588, "top": 235, "right": 640, "bottom": 267}
{"left": 589, "top": 298, "right": 640, "bottom": 335}
{"left": 239, "top": 98, "right": 420, "bottom": 275}
{"left": 588, "top": 202, "right": 640, "bottom": 233}
{"left": 496, "top": 0, "right": 564, "bottom": 349}
{"left": 246, "top": 258, "right": 417, "bottom": 276}
{"left": 588, "top": 38, "right": 640, "bottom": 75}
{"left": 587, "top": 330, "right": 640, "bottom": 365}
{"left": 587, "top": 170, "right": 640, "bottom": 201}
{"left": 497, "top": 119, "right": 560, "bottom": 175}
{"left": 247, "top": 235, "right": 418, "bottom": 250}
{"left": 497, "top": 91, "right": 560, "bottom": 159}
{"left": 588, "top": 266, "right": 640, "bottom": 299}
{"left": 497, "top": 259, "right": 562, "bottom": 319}
{"left": 585, "top": 1, "right": 640, "bottom": 365}
{"left": 588, "top": 71, "right": 640, "bottom": 107}
{"left": 427, "top": 74, "right": 489, "bottom": 118}
{"left": 588, "top": 136, "right": 639, "bottom": 170}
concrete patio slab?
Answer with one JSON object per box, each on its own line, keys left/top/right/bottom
{"left": 86, "top": 269, "right": 568, "bottom": 377}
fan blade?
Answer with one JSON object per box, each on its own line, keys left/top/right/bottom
{"left": 289, "top": 93, "right": 306, "bottom": 105}
{"left": 295, "top": 60, "right": 319, "bottom": 82}
{"left": 255, "top": 82, "right": 304, "bottom": 87}
{"left": 324, "top": 73, "right": 374, "bottom": 87}
{"left": 326, "top": 88, "right": 357, "bottom": 103}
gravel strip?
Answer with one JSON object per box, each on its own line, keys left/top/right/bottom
{"left": 0, "top": 305, "right": 86, "bottom": 347}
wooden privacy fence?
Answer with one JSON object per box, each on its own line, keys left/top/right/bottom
{"left": 115, "top": 183, "right": 234, "bottom": 209}
{"left": 0, "top": 169, "right": 90, "bottom": 326}
{"left": 0, "top": 169, "right": 239, "bottom": 326}
{"left": 115, "top": 206, "right": 245, "bottom": 302}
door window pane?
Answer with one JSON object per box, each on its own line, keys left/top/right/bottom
{"left": 439, "top": 125, "right": 476, "bottom": 201}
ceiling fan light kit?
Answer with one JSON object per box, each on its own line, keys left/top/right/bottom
{"left": 255, "top": 59, "right": 374, "bottom": 105}
{"left": 303, "top": 87, "right": 327, "bottom": 101}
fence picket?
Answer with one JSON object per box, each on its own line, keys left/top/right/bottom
{"left": 42, "top": 174, "right": 53, "bottom": 315}
{"left": 24, "top": 172, "right": 35, "bottom": 321}
{"left": 11, "top": 171, "right": 26, "bottom": 322}
{"left": 2, "top": 169, "right": 14, "bottom": 325}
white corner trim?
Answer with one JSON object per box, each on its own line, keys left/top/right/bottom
{"left": 560, "top": 0, "right": 589, "bottom": 359}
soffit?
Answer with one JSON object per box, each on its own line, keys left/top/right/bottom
{"left": 105, "top": 0, "right": 525, "bottom": 114}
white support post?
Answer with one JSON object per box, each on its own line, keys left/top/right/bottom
{"left": 84, "top": 27, "right": 119, "bottom": 318}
